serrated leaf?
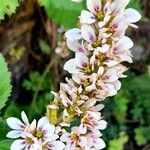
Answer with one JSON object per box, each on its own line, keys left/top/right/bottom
{"left": 0, "top": 53, "right": 12, "bottom": 110}
{"left": 42, "top": 0, "right": 86, "bottom": 28}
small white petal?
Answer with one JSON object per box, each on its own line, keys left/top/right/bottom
{"left": 6, "top": 117, "right": 25, "bottom": 130}
{"left": 80, "top": 10, "right": 95, "bottom": 24}
{"left": 6, "top": 130, "right": 22, "bottom": 138}
{"left": 93, "top": 138, "right": 106, "bottom": 149}
{"left": 60, "top": 133, "right": 70, "bottom": 142}
{"left": 51, "top": 141, "right": 65, "bottom": 150}
{"left": 116, "top": 36, "right": 133, "bottom": 50}
{"left": 86, "top": 0, "right": 101, "bottom": 14}
{"left": 21, "top": 111, "right": 29, "bottom": 125}
{"left": 76, "top": 52, "right": 89, "bottom": 69}
{"left": 124, "top": 8, "right": 141, "bottom": 23}
{"left": 10, "top": 139, "right": 26, "bottom": 150}
{"left": 64, "top": 58, "right": 77, "bottom": 73}
{"left": 65, "top": 28, "right": 81, "bottom": 43}
{"left": 67, "top": 40, "right": 85, "bottom": 53}
{"left": 97, "top": 120, "right": 107, "bottom": 130}
{"left": 81, "top": 25, "right": 96, "bottom": 43}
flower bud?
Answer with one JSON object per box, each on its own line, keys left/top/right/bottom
{"left": 46, "top": 104, "right": 59, "bottom": 125}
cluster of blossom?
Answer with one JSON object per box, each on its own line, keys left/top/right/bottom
{"left": 6, "top": 0, "right": 141, "bottom": 149}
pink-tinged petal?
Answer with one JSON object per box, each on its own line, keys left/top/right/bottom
{"left": 116, "top": 53, "right": 133, "bottom": 63}
{"left": 21, "top": 111, "right": 29, "bottom": 126}
{"left": 104, "top": 69, "right": 118, "bottom": 82}
{"left": 91, "top": 104, "right": 105, "bottom": 112}
{"left": 37, "top": 117, "right": 48, "bottom": 129}
{"left": 103, "top": 1, "right": 113, "bottom": 15}
{"left": 97, "top": 120, "right": 107, "bottom": 130}
{"left": 30, "top": 119, "right": 36, "bottom": 131}
{"left": 75, "top": 52, "right": 89, "bottom": 69}
{"left": 81, "top": 25, "right": 96, "bottom": 43}
{"left": 112, "top": 80, "right": 121, "bottom": 90}
{"left": 86, "top": 0, "right": 101, "bottom": 14}
{"left": 80, "top": 10, "right": 96, "bottom": 24}
{"left": 124, "top": 8, "right": 141, "bottom": 23}
{"left": 116, "top": 36, "right": 133, "bottom": 51}
{"left": 93, "top": 138, "right": 106, "bottom": 149}
{"left": 64, "top": 58, "right": 77, "bottom": 73}
{"left": 92, "top": 130, "right": 102, "bottom": 138}
{"left": 6, "top": 117, "right": 25, "bottom": 130}
{"left": 65, "top": 28, "right": 81, "bottom": 43}
{"left": 89, "top": 111, "right": 101, "bottom": 120}
{"left": 60, "top": 133, "right": 70, "bottom": 142}
{"left": 6, "top": 130, "right": 22, "bottom": 138}
{"left": 79, "top": 124, "right": 87, "bottom": 134}
{"left": 65, "top": 142, "right": 76, "bottom": 150}
{"left": 106, "top": 83, "right": 117, "bottom": 96}
{"left": 79, "top": 136, "right": 88, "bottom": 147}
{"left": 43, "top": 123, "right": 55, "bottom": 137}
{"left": 98, "top": 66, "right": 104, "bottom": 76}
{"left": 96, "top": 44, "right": 110, "bottom": 53}
{"left": 10, "top": 139, "right": 26, "bottom": 150}
{"left": 67, "top": 40, "right": 85, "bottom": 53}
{"left": 51, "top": 141, "right": 65, "bottom": 150}
{"left": 103, "top": 60, "right": 119, "bottom": 67}
{"left": 114, "top": 0, "right": 130, "bottom": 10}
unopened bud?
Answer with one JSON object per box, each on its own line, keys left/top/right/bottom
{"left": 46, "top": 104, "right": 59, "bottom": 125}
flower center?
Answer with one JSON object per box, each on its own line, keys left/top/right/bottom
{"left": 82, "top": 79, "right": 90, "bottom": 88}
{"left": 106, "top": 38, "right": 113, "bottom": 45}
{"left": 97, "top": 54, "right": 107, "bottom": 62}
{"left": 84, "top": 65, "right": 92, "bottom": 74}
{"left": 35, "top": 130, "right": 44, "bottom": 139}
{"left": 92, "top": 40, "right": 101, "bottom": 48}
{"left": 82, "top": 116, "right": 90, "bottom": 124}
{"left": 26, "top": 137, "right": 34, "bottom": 145}
{"left": 96, "top": 11, "right": 104, "bottom": 21}
{"left": 107, "top": 28, "right": 115, "bottom": 34}
{"left": 71, "top": 133, "right": 79, "bottom": 142}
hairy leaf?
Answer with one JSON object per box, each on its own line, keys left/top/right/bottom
{"left": 0, "top": 54, "right": 12, "bottom": 110}
{"left": 42, "top": 0, "right": 86, "bottom": 28}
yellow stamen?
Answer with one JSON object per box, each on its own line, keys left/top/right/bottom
{"left": 92, "top": 40, "right": 101, "bottom": 48}
{"left": 96, "top": 11, "right": 104, "bottom": 21}
{"left": 84, "top": 65, "right": 92, "bottom": 74}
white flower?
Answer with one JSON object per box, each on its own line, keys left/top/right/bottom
{"left": 64, "top": 52, "right": 91, "bottom": 74}
{"left": 81, "top": 25, "right": 110, "bottom": 53}
{"left": 60, "top": 127, "right": 87, "bottom": 150}
{"left": 79, "top": 111, "right": 107, "bottom": 134}
{"left": 10, "top": 132, "right": 37, "bottom": 150}
{"left": 107, "top": 36, "right": 133, "bottom": 63}
{"left": 32, "top": 117, "right": 57, "bottom": 141}
{"left": 6, "top": 111, "right": 35, "bottom": 139}
{"left": 80, "top": 0, "right": 114, "bottom": 28}
{"left": 86, "top": 130, "right": 106, "bottom": 149}
{"left": 65, "top": 28, "right": 81, "bottom": 44}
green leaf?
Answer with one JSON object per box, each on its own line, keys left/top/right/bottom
{"left": 0, "top": 53, "right": 12, "bottom": 110}
{"left": 135, "top": 127, "right": 150, "bottom": 146}
{"left": 0, "top": 139, "right": 13, "bottom": 150}
{"left": 39, "top": 39, "right": 51, "bottom": 55}
{"left": 0, "top": 0, "right": 20, "bottom": 21}
{"left": 42, "top": 0, "right": 86, "bottom": 28}
{"left": 108, "top": 132, "right": 128, "bottom": 150}
{"left": 127, "top": 0, "right": 141, "bottom": 11}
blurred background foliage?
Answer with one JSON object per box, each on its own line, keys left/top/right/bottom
{"left": 0, "top": 0, "right": 150, "bottom": 149}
